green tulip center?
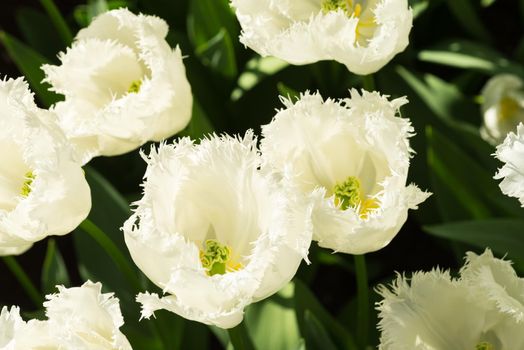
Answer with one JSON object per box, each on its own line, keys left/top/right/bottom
{"left": 127, "top": 80, "right": 142, "bottom": 94}
{"left": 20, "top": 171, "right": 35, "bottom": 197}
{"left": 200, "top": 239, "right": 242, "bottom": 276}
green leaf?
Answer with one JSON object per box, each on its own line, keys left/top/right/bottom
{"left": 410, "top": 0, "right": 430, "bottom": 18}
{"left": 231, "top": 56, "right": 289, "bottom": 101}
{"left": 446, "top": 0, "right": 492, "bottom": 43}
{"left": 39, "top": 0, "right": 73, "bottom": 45}
{"left": 15, "top": 7, "right": 63, "bottom": 60}
{"left": 74, "top": 0, "right": 130, "bottom": 27}
{"left": 228, "top": 322, "right": 256, "bottom": 350}
{"left": 41, "top": 239, "right": 70, "bottom": 295}
{"left": 294, "top": 280, "right": 357, "bottom": 350}
{"left": 195, "top": 28, "right": 237, "bottom": 79}
{"left": 245, "top": 283, "right": 301, "bottom": 350}
{"left": 277, "top": 82, "right": 300, "bottom": 101}
{"left": 72, "top": 167, "right": 137, "bottom": 314}
{"left": 424, "top": 219, "right": 524, "bottom": 271}
{"left": 426, "top": 127, "right": 522, "bottom": 221}
{"left": 179, "top": 100, "right": 215, "bottom": 140}
{"left": 303, "top": 311, "right": 338, "bottom": 350}
{"left": 419, "top": 40, "right": 524, "bottom": 77}
{"left": 396, "top": 65, "right": 478, "bottom": 126}
{"left": 480, "top": 0, "right": 496, "bottom": 7}
{"left": 0, "top": 31, "right": 60, "bottom": 107}
{"left": 187, "top": 0, "right": 237, "bottom": 49}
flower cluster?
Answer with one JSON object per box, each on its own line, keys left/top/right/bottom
{"left": 123, "top": 90, "right": 428, "bottom": 328}
{"left": 0, "top": 281, "right": 131, "bottom": 349}
{"left": 0, "top": 8, "right": 193, "bottom": 255}
{"left": 377, "top": 249, "right": 524, "bottom": 349}
{"left": 0, "top": 77, "right": 91, "bottom": 255}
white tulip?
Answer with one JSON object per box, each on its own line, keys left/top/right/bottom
{"left": 461, "top": 249, "right": 524, "bottom": 324}
{"left": 0, "top": 307, "right": 23, "bottom": 349}
{"left": 0, "top": 281, "right": 132, "bottom": 350}
{"left": 122, "top": 131, "right": 315, "bottom": 329}
{"left": 377, "top": 249, "right": 524, "bottom": 350}
{"left": 260, "top": 90, "right": 429, "bottom": 254}
{"left": 481, "top": 74, "right": 524, "bottom": 145}
{"left": 494, "top": 123, "right": 524, "bottom": 206}
{"left": 42, "top": 9, "right": 193, "bottom": 164}
{"left": 230, "top": 0, "right": 412, "bottom": 75}
{"left": 0, "top": 77, "right": 91, "bottom": 256}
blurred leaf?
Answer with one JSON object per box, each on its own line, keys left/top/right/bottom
{"left": 480, "top": 0, "right": 496, "bottom": 7}
{"left": 232, "top": 56, "right": 289, "bottom": 101}
{"left": 411, "top": 0, "right": 430, "bottom": 19}
{"left": 294, "top": 280, "right": 357, "bottom": 350}
{"left": 303, "top": 311, "right": 338, "bottom": 350}
{"left": 0, "top": 31, "right": 60, "bottom": 107}
{"left": 419, "top": 40, "right": 524, "bottom": 77}
{"left": 41, "top": 239, "right": 70, "bottom": 295}
{"left": 187, "top": 0, "right": 237, "bottom": 49}
{"left": 179, "top": 101, "right": 215, "bottom": 140}
{"left": 15, "top": 7, "right": 63, "bottom": 60}
{"left": 195, "top": 29, "right": 237, "bottom": 79}
{"left": 73, "top": 167, "right": 137, "bottom": 313}
{"left": 245, "top": 283, "right": 301, "bottom": 350}
{"left": 396, "top": 65, "right": 477, "bottom": 125}
{"left": 446, "top": 0, "right": 492, "bottom": 43}
{"left": 426, "top": 127, "right": 522, "bottom": 221}
{"left": 74, "top": 0, "right": 129, "bottom": 27}
{"left": 228, "top": 322, "right": 256, "bottom": 350}
{"left": 39, "top": 0, "right": 73, "bottom": 45}
{"left": 424, "top": 219, "right": 524, "bottom": 272}
{"left": 277, "top": 82, "right": 300, "bottom": 101}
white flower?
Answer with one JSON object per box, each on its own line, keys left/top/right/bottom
{"left": 260, "top": 90, "right": 429, "bottom": 254}
{"left": 461, "top": 249, "right": 524, "bottom": 324}
{"left": 122, "top": 131, "right": 315, "bottom": 329}
{"left": 0, "top": 77, "right": 91, "bottom": 256}
{"left": 230, "top": 0, "right": 412, "bottom": 75}
{"left": 42, "top": 9, "right": 193, "bottom": 164}
{"left": 494, "top": 123, "right": 524, "bottom": 206}
{"left": 0, "top": 281, "right": 132, "bottom": 350}
{"left": 376, "top": 249, "right": 524, "bottom": 350}
{"left": 0, "top": 307, "right": 24, "bottom": 349}
{"left": 481, "top": 74, "right": 524, "bottom": 145}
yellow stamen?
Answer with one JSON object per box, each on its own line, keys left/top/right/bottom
{"left": 20, "top": 171, "right": 35, "bottom": 197}
{"left": 354, "top": 3, "right": 362, "bottom": 17}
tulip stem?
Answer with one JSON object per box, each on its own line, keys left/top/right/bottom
{"left": 79, "top": 219, "right": 142, "bottom": 292}
{"left": 354, "top": 254, "right": 369, "bottom": 347}
{"left": 2, "top": 256, "right": 43, "bottom": 308}
{"left": 228, "top": 322, "right": 256, "bottom": 350}
{"left": 362, "top": 74, "right": 375, "bottom": 91}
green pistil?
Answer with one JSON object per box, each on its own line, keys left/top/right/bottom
{"left": 20, "top": 172, "right": 35, "bottom": 197}
{"left": 321, "top": 0, "right": 349, "bottom": 13}
{"left": 476, "top": 342, "right": 494, "bottom": 350}
{"left": 333, "top": 176, "right": 361, "bottom": 211}
{"left": 127, "top": 80, "right": 142, "bottom": 94}
{"left": 200, "top": 239, "right": 231, "bottom": 276}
